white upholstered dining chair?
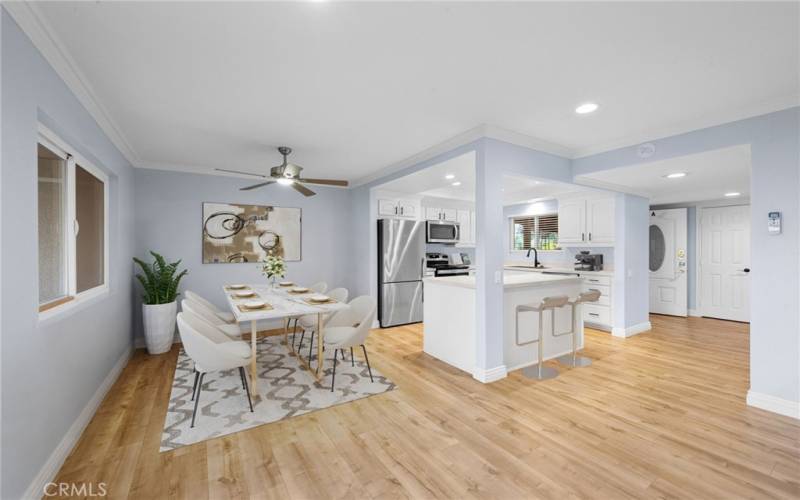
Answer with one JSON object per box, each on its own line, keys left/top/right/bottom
{"left": 177, "top": 311, "right": 254, "bottom": 427}
{"left": 322, "top": 296, "right": 377, "bottom": 391}
{"left": 181, "top": 299, "right": 242, "bottom": 339}
{"left": 185, "top": 290, "right": 236, "bottom": 323}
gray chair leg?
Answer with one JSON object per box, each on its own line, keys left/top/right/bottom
{"left": 350, "top": 347, "right": 355, "bottom": 367}
{"left": 191, "top": 372, "right": 205, "bottom": 428}
{"left": 361, "top": 345, "right": 374, "bottom": 382}
{"left": 297, "top": 329, "right": 305, "bottom": 350}
{"left": 331, "top": 349, "right": 338, "bottom": 392}
{"left": 308, "top": 332, "right": 314, "bottom": 361}
{"left": 239, "top": 367, "right": 254, "bottom": 412}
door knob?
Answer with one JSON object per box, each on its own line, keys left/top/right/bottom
{"left": 742, "top": 268, "right": 750, "bottom": 273}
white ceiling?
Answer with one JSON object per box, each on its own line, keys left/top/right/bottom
{"left": 377, "top": 152, "right": 581, "bottom": 205}
{"left": 576, "top": 145, "right": 751, "bottom": 204}
{"left": 16, "top": 2, "right": 799, "bottom": 184}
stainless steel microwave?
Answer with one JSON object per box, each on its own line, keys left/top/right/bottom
{"left": 426, "top": 220, "right": 460, "bottom": 244}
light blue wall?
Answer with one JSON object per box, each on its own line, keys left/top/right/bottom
{"left": 613, "top": 193, "right": 651, "bottom": 330}
{"left": 575, "top": 107, "right": 800, "bottom": 404}
{"left": 1, "top": 10, "right": 136, "bottom": 499}
{"left": 133, "top": 168, "right": 354, "bottom": 336}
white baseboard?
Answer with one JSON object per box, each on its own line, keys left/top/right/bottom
{"left": 688, "top": 309, "right": 701, "bottom": 317}
{"left": 23, "top": 346, "right": 132, "bottom": 499}
{"left": 472, "top": 364, "right": 508, "bottom": 383}
{"left": 612, "top": 321, "right": 652, "bottom": 338}
{"left": 746, "top": 391, "right": 800, "bottom": 419}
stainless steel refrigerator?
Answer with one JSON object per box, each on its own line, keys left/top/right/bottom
{"left": 378, "top": 218, "right": 425, "bottom": 327}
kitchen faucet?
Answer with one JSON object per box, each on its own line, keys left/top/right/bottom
{"left": 526, "top": 247, "right": 542, "bottom": 268}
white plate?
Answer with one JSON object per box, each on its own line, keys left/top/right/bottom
{"left": 308, "top": 294, "right": 330, "bottom": 303}
{"left": 228, "top": 284, "right": 248, "bottom": 289}
{"left": 291, "top": 287, "right": 309, "bottom": 293}
{"left": 279, "top": 281, "right": 294, "bottom": 286}
{"left": 243, "top": 300, "right": 266, "bottom": 309}
{"left": 235, "top": 290, "right": 256, "bottom": 298}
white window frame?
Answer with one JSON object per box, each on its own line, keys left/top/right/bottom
{"left": 38, "top": 124, "right": 110, "bottom": 320}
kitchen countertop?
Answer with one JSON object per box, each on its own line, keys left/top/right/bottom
{"left": 424, "top": 272, "right": 581, "bottom": 290}
{"left": 503, "top": 263, "right": 615, "bottom": 277}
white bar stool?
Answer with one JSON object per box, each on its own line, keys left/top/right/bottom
{"left": 516, "top": 295, "right": 569, "bottom": 380}
{"left": 556, "top": 290, "right": 601, "bottom": 368}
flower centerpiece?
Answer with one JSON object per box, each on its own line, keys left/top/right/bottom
{"left": 259, "top": 254, "right": 286, "bottom": 287}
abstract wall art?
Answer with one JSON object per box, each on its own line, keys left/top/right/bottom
{"left": 202, "top": 202, "right": 301, "bottom": 263}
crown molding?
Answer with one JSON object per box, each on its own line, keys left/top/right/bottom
{"left": 572, "top": 94, "right": 800, "bottom": 159}
{"left": 482, "top": 124, "right": 574, "bottom": 158}
{"left": 352, "top": 124, "right": 576, "bottom": 187}
{"left": 4, "top": 1, "right": 139, "bottom": 164}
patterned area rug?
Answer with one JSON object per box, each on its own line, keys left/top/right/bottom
{"left": 160, "top": 335, "right": 396, "bottom": 451}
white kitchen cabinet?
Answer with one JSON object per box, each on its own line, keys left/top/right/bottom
{"left": 557, "top": 199, "right": 587, "bottom": 244}
{"left": 424, "top": 206, "right": 458, "bottom": 222}
{"left": 456, "top": 209, "right": 473, "bottom": 245}
{"left": 378, "top": 198, "right": 418, "bottom": 218}
{"left": 586, "top": 197, "right": 615, "bottom": 244}
{"left": 557, "top": 195, "right": 615, "bottom": 246}
{"left": 425, "top": 206, "right": 442, "bottom": 221}
{"left": 581, "top": 274, "right": 613, "bottom": 330}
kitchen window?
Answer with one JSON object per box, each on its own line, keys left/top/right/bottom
{"left": 38, "top": 125, "right": 109, "bottom": 315}
{"left": 511, "top": 214, "right": 559, "bottom": 251}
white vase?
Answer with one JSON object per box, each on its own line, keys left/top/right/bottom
{"left": 142, "top": 301, "right": 177, "bottom": 355}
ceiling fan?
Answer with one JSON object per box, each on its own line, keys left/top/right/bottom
{"left": 215, "top": 146, "right": 348, "bottom": 197}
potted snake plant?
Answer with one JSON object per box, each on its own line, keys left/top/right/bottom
{"left": 134, "top": 251, "right": 188, "bottom": 354}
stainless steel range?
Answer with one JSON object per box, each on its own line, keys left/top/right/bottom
{"left": 426, "top": 252, "right": 470, "bottom": 277}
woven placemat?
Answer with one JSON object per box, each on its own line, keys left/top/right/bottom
{"left": 237, "top": 303, "right": 274, "bottom": 312}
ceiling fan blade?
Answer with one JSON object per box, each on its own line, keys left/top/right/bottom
{"left": 292, "top": 182, "right": 316, "bottom": 197}
{"left": 296, "top": 178, "right": 349, "bottom": 187}
{"left": 216, "top": 168, "right": 268, "bottom": 178}
{"left": 240, "top": 181, "right": 276, "bottom": 191}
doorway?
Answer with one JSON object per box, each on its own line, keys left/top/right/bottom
{"left": 649, "top": 208, "right": 688, "bottom": 316}
{"left": 699, "top": 205, "right": 751, "bottom": 322}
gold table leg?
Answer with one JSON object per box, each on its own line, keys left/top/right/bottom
{"left": 315, "top": 312, "right": 324, "bottom": 376}
{"left": 250, "top": 320, "right": 258, "bottom": 396}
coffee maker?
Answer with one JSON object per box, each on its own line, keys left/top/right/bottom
{"left": 575, "top": 251, "right": 604, "bottom": 271}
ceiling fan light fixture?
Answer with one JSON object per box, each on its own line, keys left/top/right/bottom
{"left": 277, "top": 178, "right": 294, "bottom": 185}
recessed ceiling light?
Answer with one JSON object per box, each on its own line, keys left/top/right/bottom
{"left": 663, "top": 172, "right": 687, "bottom": 179}
{"left": 451, "top": 181, "right": 462, "bottom": 187}
{"left": 724, "top": 192, "right": 741, "bottom": 197}
{"left": 575, "top": 102, "right": 599, "bottom": 114}
{"left": 276, "top": 178, "right": 294, "bottom": 185}
{"left": 445, "top": 174, "right": 455, "bottom": 180}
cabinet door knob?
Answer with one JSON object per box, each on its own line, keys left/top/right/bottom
{"left": 743, "top": 268, "right": 750, "bottom": 273}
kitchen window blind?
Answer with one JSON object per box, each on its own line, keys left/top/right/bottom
{"left": 511, "top": 214, "right": 560, "bottom": 251}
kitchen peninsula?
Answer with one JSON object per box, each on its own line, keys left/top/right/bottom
{"left": 423, "top": 272, "right": 585, "bottom": 379}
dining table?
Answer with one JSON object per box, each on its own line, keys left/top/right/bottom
{"left": 223, "top": 283, "right": 349, "bottom": 396}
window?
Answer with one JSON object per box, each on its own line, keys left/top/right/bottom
{"left": 511, "top": 214, "right": 560, "bottom": 251}
{"left": 38, "top": 126, "right": 109, "bottom": 313}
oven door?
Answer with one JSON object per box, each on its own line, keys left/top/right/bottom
{"left": 426, "top": 221, "right": 460, "bottom": 244}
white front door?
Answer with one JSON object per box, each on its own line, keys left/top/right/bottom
{"left": 700, "top": 205, "right": 750, "bottom": 322}
{"left": 649, "top": 208, "right": 688, "bottom": 316}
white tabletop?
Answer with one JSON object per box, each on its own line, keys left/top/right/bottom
{"left": 223, "top": 284, "right": 348, "bottom": 322}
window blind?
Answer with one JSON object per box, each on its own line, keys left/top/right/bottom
{"left": 511, "top": 214, "right": 559, "bottom": 251}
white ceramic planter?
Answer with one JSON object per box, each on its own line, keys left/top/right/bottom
{"left": 142, "top": 301, "right": 177, "bottom": 354}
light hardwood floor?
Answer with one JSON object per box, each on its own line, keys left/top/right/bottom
{"left": 51, "top": 315, "right": 799, "bottom": 499}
